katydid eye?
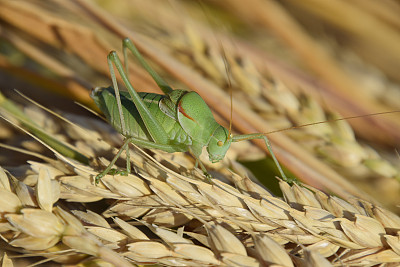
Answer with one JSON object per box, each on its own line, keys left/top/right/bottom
{"left": 217, "top": 141, "right": 223, "bottom": 146}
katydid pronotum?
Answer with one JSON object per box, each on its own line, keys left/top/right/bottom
{"left": 91, "top": 38, "right": 287, "bottom": 184}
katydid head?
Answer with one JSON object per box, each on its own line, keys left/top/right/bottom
{"left": 207, "top": 126, "right": 232, "bottom": 163}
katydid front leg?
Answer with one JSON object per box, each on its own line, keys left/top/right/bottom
{"left": 189, "top": 144, "right": 213, "bottom": 181}
{"left": 232, "top": 133, "right": 290, "bottom": 182}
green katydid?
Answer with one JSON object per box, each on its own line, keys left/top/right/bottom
{"left": 91, "top": 38, "right": 287, "bottom": 184}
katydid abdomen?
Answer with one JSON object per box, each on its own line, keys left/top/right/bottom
{"left": 92, "top": 86, "right": 191, "bottom": 153}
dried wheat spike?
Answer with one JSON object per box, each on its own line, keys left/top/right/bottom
{"left": 0, "top": 104, "right": 400, "bottom": 266}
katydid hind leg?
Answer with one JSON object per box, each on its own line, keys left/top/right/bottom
{"left": 95, "top": 137, "right": 133, "bottom": 184}
{"left": 126, "top": 141, "right": 131, "bottom": 174}
{"left": 107, "top": 51, "right": 169, "bottom": 145}
{"left": 94, "top": 137, "right": 186, "bottom": 184}
{"left": 123, "top": 38, "right": 173, "bottom": 95}
{"left": 107, "top": 54, "right": 127, "bottom": 136}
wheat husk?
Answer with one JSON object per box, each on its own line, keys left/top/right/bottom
{"left": 0, "top": 104, "right": 399, "bottom": 266}
{"left": 0, "top": 0, "right": 399, "bottom": 206}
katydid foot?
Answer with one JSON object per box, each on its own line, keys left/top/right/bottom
{"left": 203, "top": 171, "right": 214, "bottom": 183}
{"left": 95, "top": 168, "right": 129, "bottom": 184}
{"left": 195, "top": 158, "right": 215, "bottom": 183}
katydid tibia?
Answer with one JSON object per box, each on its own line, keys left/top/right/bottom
{"left": 91, "top": 38, "right": 287, "bottom": 184}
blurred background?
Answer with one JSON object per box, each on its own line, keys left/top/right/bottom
{"left": 1, "top": 0, "right": 400, "bottom": 211}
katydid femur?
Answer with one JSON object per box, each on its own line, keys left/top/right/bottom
{"left": 91, "top": 38, "right": 287, "bottom": 184}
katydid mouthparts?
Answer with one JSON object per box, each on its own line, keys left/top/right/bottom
{"left": 91, "top": 38, "right": 287, "bottom": 184}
